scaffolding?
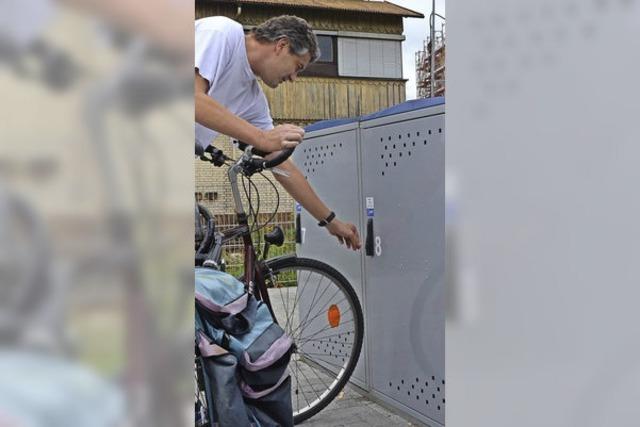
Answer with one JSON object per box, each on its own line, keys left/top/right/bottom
{"left": 416, "top": 20, "right": 445, "bottom": 99}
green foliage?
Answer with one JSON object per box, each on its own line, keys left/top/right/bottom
{"left": 221, "top": 222, "right": 298, "bottom": 284}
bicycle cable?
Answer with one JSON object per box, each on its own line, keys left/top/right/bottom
{"left": 205, "top": 149, "right": 283, "bottom": 255}
{"left": 240, "top": 173, "right": 261, "bottom": 232}
{"left": 257, "top": 171, "right": 280, "bottom": 234}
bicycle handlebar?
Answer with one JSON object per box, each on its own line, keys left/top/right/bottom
{"left": 235, "top": 140, "right": 295, "bottom": 173}
{"left": 262, "top": 147, "right": 295, "bottom": 169}
{"left": 196, "top": 140, "right": 295, "bottom": 176}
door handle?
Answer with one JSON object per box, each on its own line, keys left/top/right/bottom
{"left": 295, "top": 212, "right": 302, "bottom": 244}
{"left": 365, "top": 218, "right": 374, "bottom": 257}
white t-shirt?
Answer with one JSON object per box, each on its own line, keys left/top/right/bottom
{"left": 195, "top": 17, "right": 273, "bottom": 149}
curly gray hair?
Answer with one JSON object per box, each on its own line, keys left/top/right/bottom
{"left": 251, "top": 15, "right": 320, "bottom": 63}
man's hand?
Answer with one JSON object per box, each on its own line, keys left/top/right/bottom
{"left": 326, "top": 219, "right": 361, "bottom": 251}
{"left": 259, "top": 124, "right": 305, "bottom": 152}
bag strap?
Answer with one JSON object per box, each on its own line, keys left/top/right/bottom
{"left": 197, "top": 297, "right": 258, "bottom": 336}
{"left": 196, "top": 291, "right": 248, "bottom": 316}
{"left": 196, "top": 329, "right": 229, "bottom": 357}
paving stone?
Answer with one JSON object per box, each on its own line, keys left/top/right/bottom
{"left": 299, "top": 384, "right": 422, "bottom": 427}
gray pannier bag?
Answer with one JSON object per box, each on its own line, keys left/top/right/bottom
{"left": 195, "top": 267, "right": 294, "bottom": 427}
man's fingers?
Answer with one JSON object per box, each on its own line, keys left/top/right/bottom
{"left": 284, "top": 131, "right": 303, "bottom": 142}
{"left": 279, "top": 124, "right": 305, "bottom": 137}
{"left": 282, "top": 140, "right": 299, "bottom": 149}
{"left": 328, "top": 222, "right": 362, "bottom": 250}
{"left": 348, "top": 230, "right": 361, "bottom": 250}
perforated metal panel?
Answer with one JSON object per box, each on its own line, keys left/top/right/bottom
{"left": 293, "top": 123, "right": 368, "bottom": 387}
{"left": 360, "top": 106, "right": 445, "bottom": 426}
{"left": 293, "top": 103, "right": 445, "bottom": 425}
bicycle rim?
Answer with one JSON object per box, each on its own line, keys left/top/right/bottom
{"left": 263, "top": 257, "right": 364, "bottom": 424}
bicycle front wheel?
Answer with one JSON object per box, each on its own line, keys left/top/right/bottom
{"left": 262, "top": 257, "right": 364, "bottom": 424}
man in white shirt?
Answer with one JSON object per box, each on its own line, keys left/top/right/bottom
{"left": 195, "top": 15, "right": 361, "bottom": 250}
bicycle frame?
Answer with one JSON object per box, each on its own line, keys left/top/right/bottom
{"left": 212, "top": 152, "right": 278, "bottom": 321}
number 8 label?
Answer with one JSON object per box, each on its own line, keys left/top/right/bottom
{"left": 374, "top": 236, "right": 382, "bottom": 256}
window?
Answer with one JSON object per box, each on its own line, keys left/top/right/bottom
{"left": 338, "top": 38, "right": 402, "bottom": 79}
{"left": 300, "top": 35, "right": 338, "bottom": 77}
{"left": 317, "top": 35, "right": 334, "bottom": 63}
{"left": 302, "top": 35, "right": 402, "bottom": 79}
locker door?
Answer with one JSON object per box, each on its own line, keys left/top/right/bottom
{"left": 360, "top": 109, "right": 445, "bottom": 425}
{"left": 292, "top": 124, "right": 368, "bottom": 387}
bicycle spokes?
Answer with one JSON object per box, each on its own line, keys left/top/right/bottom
{"left": 263, "top": 258, "right": 364, "bottom": 423}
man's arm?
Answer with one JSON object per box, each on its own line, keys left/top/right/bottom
{"left": 195, "top": 71, "right": 303, "bottom": 153}
{"left": 274, "top": 159, "right": 362, "bottom": 251}
{"left": 195, "top": 71, "right": 361, "bottom": 251}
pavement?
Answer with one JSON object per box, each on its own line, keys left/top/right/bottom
{"left": 267, "top": 283, "right": 428, "bottom": 427}
{"left": 298, "top": 383, "right": 424, "bottom": 427}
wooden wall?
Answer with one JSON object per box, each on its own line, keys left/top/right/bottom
{"left": 261, "top": 77, "right": 405, "bottom": 123}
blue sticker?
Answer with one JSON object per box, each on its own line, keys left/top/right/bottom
{"left": 296, "top": 202, "right": 302, "bottom": 213}
{"left": 365, "top": 197, "right": 375, "bottom": 217}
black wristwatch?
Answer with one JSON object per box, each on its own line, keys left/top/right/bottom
{"left": 318, "top": 211, "right": 336, "bottom": 227}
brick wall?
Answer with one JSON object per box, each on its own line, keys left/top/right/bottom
{"left": 195, "top": 135, "right": 295, "bottom": 217}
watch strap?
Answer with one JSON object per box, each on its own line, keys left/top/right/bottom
{"left": 318, "top": 211, "right": 336, "bottom": 227}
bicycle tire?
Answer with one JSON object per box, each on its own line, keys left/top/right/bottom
{"left": 262, "top": 256, "right": 364, "bottom": 424}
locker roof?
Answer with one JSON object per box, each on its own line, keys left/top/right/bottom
{"left": 304, "top": 117, "right": 359, "bottom": 133}
{"left": 360, "top": 96, "right": 445, "bottom": 122}
{"left": 304, "top": 97, "right": 445, "bottom": 133}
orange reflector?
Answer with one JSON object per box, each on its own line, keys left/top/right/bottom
{"left": 328, "top": 304, "right": 341, "bottom": 328}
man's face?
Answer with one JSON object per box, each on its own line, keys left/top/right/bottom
{"left": 261, "top": 38, "right": 311, "bottom": 89}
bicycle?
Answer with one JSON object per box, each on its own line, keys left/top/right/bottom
{"left": 194, "top": 142, "right": 364, "bottom": 424}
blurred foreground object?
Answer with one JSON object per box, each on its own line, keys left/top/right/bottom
{"left": 1, "top": 0, "right": 193, "bottom": 426}
{"left": 0, "top": 350, "right": 123, "bottom": 427}
{"left": 447, "top": 0, "right": 640, "bottom": 425}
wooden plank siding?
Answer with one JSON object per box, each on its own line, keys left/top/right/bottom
{"left": 261, "top": 77, "right": 405, "bottom": 123}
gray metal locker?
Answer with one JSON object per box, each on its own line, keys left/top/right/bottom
{"left": 294, "top": 98, "right": 445, "bottom": 425}
{"left": 360, "top": 100, "right": 445, "bottom": 426}
{"left": 292, "top": 120, "right": 369, "bottom": 387}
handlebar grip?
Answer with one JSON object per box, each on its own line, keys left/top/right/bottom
{"left": 263, "top": 148, "right": 295, "bottom": 169}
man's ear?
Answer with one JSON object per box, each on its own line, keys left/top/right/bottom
{"left": 275, "top": 38, "right": 289, "bottom": 54}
